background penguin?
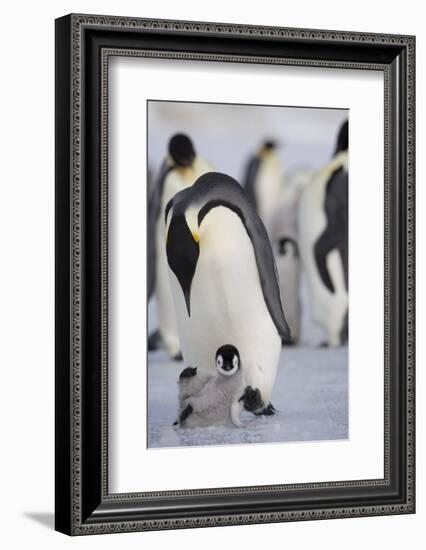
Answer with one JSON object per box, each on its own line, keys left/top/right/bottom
{"left": 268, "top": 188, "right": 302, "bottom": 345}
{"left": 298, "top": 120, "right": 349, "bottom": 346}
{"left": 147, "top": 134, "right": 213, "bottom": 358}
{"left": 243, "top": 140, "right": 284, "bottom": 231}
{"left": 314, "top": 166, "right": 348, "bottom": 344}
{"left": 268, "top": 168, "right": 314, "bottom": 345}
{"left": 165, "top": 172, "right": 291, "bottom": 414}
{"left": 175, "top": 345, "right": 247, "bottom": 428}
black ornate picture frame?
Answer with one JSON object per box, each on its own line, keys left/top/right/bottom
{"left": 55, "top": 13, "right": 415, "bottom": 535}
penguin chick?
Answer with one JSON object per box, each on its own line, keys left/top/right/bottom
{"left": 176, "top": 345, "right": 246, "bottom": 428}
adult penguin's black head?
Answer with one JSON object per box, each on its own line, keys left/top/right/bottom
{"left": 165, "top": 208, "right": 199, "bottom": 317}
{"left": 259, "top": 140, "right": 278, "bottom": 156}
{"left": 263, "top": 139, "right": 277, "bottom": 150}
{"left": 334, "top": 120, "right": 349, "bottom": 155}
{"left": 216, "top": 345, "right": 240, "bottom": 376}
{"left": 168, "top": 133, "right": 196, "bottom": 167}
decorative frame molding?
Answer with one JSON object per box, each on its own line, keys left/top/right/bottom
{"left": 55, "top": 14, "right": 415, "bottom": 535}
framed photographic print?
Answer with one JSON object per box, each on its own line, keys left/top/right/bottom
{"left": 55, "top": 14, "right": 415, "bottom": 535}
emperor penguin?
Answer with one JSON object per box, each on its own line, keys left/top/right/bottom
{"left": 165, "top": 172, "right": 291, "bottom": 413}
{"left": 298, "top": 120, "right": 349, "bottom": 346}
{"left": 175, "top": 345, "right": 247, "bottom": 428}
{"left": 147, "top": 134, "right": 213, "bottom": 358}
{"left": 268, "top": 190, "right": 301, "bottom": 345}
{"left": 243, "top": 140, "right": 284, "bottom": 230}
{"left": 268, "top": 169, "right": 314, "bottom": 345}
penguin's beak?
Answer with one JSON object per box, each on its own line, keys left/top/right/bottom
{"left": 185, "top": 207, "right": 200, "bottom": 244}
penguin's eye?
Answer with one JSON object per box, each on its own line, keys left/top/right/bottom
{"left": 232, "top": 355, "right": 239, "bottom": 368}
{"left": 216, "top": 356, "right": 223, "bottom": 368}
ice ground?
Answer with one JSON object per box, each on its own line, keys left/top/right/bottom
{"left": 147, "top": 346, "right": 348, "bottom": 448}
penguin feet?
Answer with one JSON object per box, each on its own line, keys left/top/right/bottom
{"left": 255, "top": 403, "right": 277, "bottom": 416}
{"left": 281, "top": 336, "right": 296, "bottom": 347}
{"left": 177, "top": 404, "right": 193, "bottom": 426}
{"left": 239, "top": 385, "right": 264, "bottom": 413}
{"left": 179, "top": 366, "right": 197, "bottom": 380}
{"left": 148, "top": 329, "right": 162, "bottom": 351}
{"left": 173, "top": 351, "right": 184, "bottom": 362}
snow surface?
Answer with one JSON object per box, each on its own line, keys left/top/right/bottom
{"left": 147, "top": 346, "right": 348, "bottom": 449}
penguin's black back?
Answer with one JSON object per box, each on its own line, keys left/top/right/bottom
{"left": 243, "top": 156, "right": 261, "bottom": 211}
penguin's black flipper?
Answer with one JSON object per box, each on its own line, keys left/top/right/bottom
{"left": 314, "top": 166, "right": 348, "bottom": 293}
{"left": 314, "top": 228, "right": 338, "bottom": 293}
{"left": 243, "top": 156, "right": 260, "bottom": 211}
{"left": 179, "top": 404, "right": 193, "bottom": 425}
{"left": 148, "top": 329, "right": 163, "bottom": 351}
{"left": 239, "top": 386, "right": 264, "bottom": 413}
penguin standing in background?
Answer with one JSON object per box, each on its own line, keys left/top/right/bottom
{"left": 243, "top": 140, "right": 284, "bottom": 230}
{"left": 165, "top": 172, "right": 291, "bottom": 414}
{"left": 148, "top": 134, "right": 213, "bottom": 359}
{"left": 285, "top": 167, "right": 315, "bottom": 198}
{"left": 298, "top": 120, "right": 349, "bottom": 346}
{"left": 268, "top": 169, "right": 313, "bottom": 345}
{"left": 268, "top": 189, "right": 302, "bottom": 345}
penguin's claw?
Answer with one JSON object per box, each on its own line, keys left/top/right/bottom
{"left": 240, "top": 386, "right": 265, "bottom": 413}
{"left": 256, "top": 403, "right": 277, "bottom": 416}
{"left": 172, "top": 351, "right": 184, "bottom": 361}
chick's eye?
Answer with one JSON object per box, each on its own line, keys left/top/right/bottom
{"left": 216, "top": 356, "right": 223, "bottom": 368}
{"left": 232, "top": 356, "right": 239, "bottom": 368}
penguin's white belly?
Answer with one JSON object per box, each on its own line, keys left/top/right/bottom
{"left": 170, "top": 207, "right": 281, "bottom": 403}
